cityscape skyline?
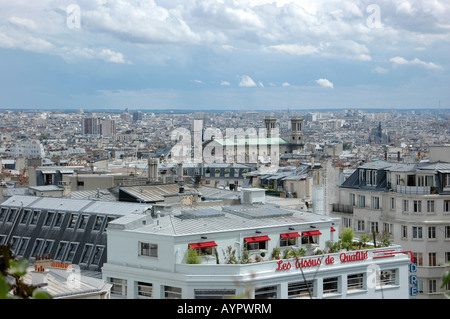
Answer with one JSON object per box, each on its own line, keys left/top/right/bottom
{"left": 0, "top": 0, "right": 449, "bottom": 110}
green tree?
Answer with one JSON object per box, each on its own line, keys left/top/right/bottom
{"left": 0, "top": 244, "right": 52, "bottom": 299}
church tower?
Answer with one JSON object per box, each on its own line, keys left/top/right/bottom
{"left": 290, "top": 116, "right": 304, "bottom": 146}
{"left": 264, "top": 116, "right": 277, "bottom": 138}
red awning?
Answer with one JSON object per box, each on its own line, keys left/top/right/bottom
{"left": 302, "top": 230, "right": 322, "bottom": 236}
{"left": 189, "top": 241, "right": 217, "bottom": 249}
{"left": 244, "top": 235, "right": 270, "bottom": 243}
{"left": 280, "top": 232, "right": 301, "bottom": 239}
{"left": 330, "top": 227, "right": 336, "bottom": 232}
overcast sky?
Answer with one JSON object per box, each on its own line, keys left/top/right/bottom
{"left": 0, "top": 0, "right": 448, "bottom": 111}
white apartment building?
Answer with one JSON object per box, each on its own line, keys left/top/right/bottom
{"left": 6, "top": 139, "right": 45, "bottom": 159}
{"left": 102, "top": 189, "right": 412, "bottom": 299}
{"left": 331, "top": 159, "right": 450, "bottom": 299}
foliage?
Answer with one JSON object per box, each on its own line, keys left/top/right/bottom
{"left": 222, "top": 246, "right": 238, "bottom": 264}
{"left": 341, "top": 227, "right": 354, "bottom": 245}
{"left": 186, "top": 247, "right": 201, "bottom": 264}
{"left": 0, "top": 244, "right": 52, "bottom": 299}
{"left": 377, "top": 230, "right": 392, "bottom": 247}
{"left": 359, "top": 234, "right": 371, "bottom": 248}
{"left": 271, "top": 248, "right": 281, "bottom": 259}
{"left": 241, "top": 248, "right": 250, "bottom": 264}
{"left": 214, "top": 248, "right": 220, "bottom": 264}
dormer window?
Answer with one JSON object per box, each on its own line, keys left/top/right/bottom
{"left": 365, "top": 170, "right": 377, "bottom": 186}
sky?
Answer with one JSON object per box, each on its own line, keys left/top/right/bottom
{"left": 0, "top": 0, "right": 449, "bottom": 111}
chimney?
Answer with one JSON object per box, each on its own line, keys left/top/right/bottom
{"left": 32, "top": 265, "right": 48, "bottom": 287}
{"left": 177, "top": 162, "right": 183, "bottom": 182}
{"left": 148, "top": 158, "right": 158, "bottom": 182}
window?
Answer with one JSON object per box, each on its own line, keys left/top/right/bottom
{"left": 17, "top": 238, "right": 30, "bottom": 256}
{"left": 403, "top": 200, "right": 409, "bottom": 212}
{"left": 68, "top": 214, "right": 78, "bottom": 229}
{"left": 370, "top": 222, "right": 379, "bottom": 233}
{"left": 413, "top": 252, "right": 423, "bottom": 266}
{"left": 390, "top": 197, "right": 395, "bottom": 211}
{"left": 350, "top": 193, "right": 356, "bottom": 206}
{"left": 55, "top": 241, "right": 68, "bottom": 260}
{"left": 412, "top": 226, "right": 423, "bottom": 239}
{"left": 91, "top": 246, "right": 105, "bottom": 265}
{"left": 54, "top": 212, "right": 64, "bottom": 228}
{"left": 323, "top": 277, "right": 339, "bottom": 294}
{"left": 371, "top": 196, "right": 380, "bottom": 210}
{"left": 427, "top": 200, "right": 435, "bottom": 213}
{"left": 110, "top": 278, "right": 127, "bottom": 296}
{"left": 137, "top": 282, "right": 153, "bottom": 299}
{"left": 29, "top": 211, "right": 40, "bottom": 225}
{"left": 366, "top": 170, "right": 377, "bottom": 186}
{"left": 194, "top": 289, "right": 236, "bottom": 299}
{"left": 280, "top": 236, "right": 297, "bottom": 247}
{"left": 0, "top": 208, "right": 8, "bottom": 222}
{"left": 139, "top": 242, "right": 158, "bottom": 258}
{"left": 378, "top": 269, "right": 396, "bottom": 287}
{"left": 255, "top": 285, "right": 277, "bottom": 299}
{"left": 383, "top": 223, "right": 392, "bottom": 234}
{"left": 401, "top": 225, "right": 408, "bottom": 239}
{"left": 6, "top": 209, "right": 17, "bottom": 223}
{"left": 78, "top": 215, "right": 89, "bottom": 229}
{"left": 41, "top": 240, "right": 54, "bottom": 256}
{"left": 63, "top": 242, "right": 77, "bottom": 262}
{"left": 93, "top": 215, "right": 105, "bottom": 231}
{"left": 428, "top": 227, "right": 436, "bottom": 240}
{"left": 20, "top": 210, "right": 31, "bottom": 225}
{"left": 164, "top": 285, "right": 182, "bottom": 299}
{"left": 43, "top": 212, "right": 54, "bottom": 227}
{"left": 445, "top": 226, "right": 450, "bottom": 239}
{"left": 356, "top": 220, "right": 365, "bottom": 232}
{"left": 358, "top": 195, "right": 365, "bottom": 208}
{"left": 428, "top": 253, "right": 437, "bottom": 267}
{"left": 80, "top": 244, "right": 93, "bottom": 264}
{"left": 244, "top": 237, "right": 269, "bottom": 250}
{"left": 429, "top": 280, "right": 437, "bottom": 293}
{"left": 413, "top": 200, "right": 422, "bottom": 213}
{"left": 444, "top": 200, "right": 450, "bottom": 213}
{"left": 343, "top": 217, "right": 351, "bottom": 228}
{"left": 347, "top": 273, "right": 365, "bottom": 291}
{"left": 31, "top": 239, "right": 44, "bottom": 258}
{"left": 444, "top": 174, "right": 450, "bottom": 187}
{"left": 288, "top": 281, "right": 313, "bottom": 298}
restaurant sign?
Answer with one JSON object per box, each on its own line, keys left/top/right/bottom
{"left": 275, "top": 251, "right": 368, "bottom": 271}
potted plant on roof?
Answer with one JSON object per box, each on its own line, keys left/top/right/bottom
{"left": 224, "top": 169, "right": 230, "bottom": 177}
{"left": 205, "top": 167, "right": 210, "bottom": 177}
{"left": 186, "top": 247, "right": 201, "bottom": 264}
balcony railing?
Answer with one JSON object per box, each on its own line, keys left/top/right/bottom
{"left": 396, "top": 185, "right": 430, "bottom": 195}
{"left": 331, "top": 203, "right": 354, "bottom": 214}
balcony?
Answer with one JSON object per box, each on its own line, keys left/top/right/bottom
{"left": 396, "top": 185, "right": 431, "bottom": 195}
{"left": 331, "top": 204, "right": 354, "bottom": 214}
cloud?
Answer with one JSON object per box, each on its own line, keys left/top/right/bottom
{"left": 372, "top": 66, "right": 389, "bottom": 74}
{"left": 239, "top": 75, "right": 257, "bottom": 87}
{"left": 62, "top": 47, "right": 130, "bottom": 64}
{"left": 191, "top": 79, "right": 204, "bottom": 84}
{"left": 264, "top": 44, "right": 319, "bottom": 56}
{"left": 389, "top": 56, "right": 442, "bottom": 69}
{"left": 315, "top": 78, "right": 334, "bottom": 88}
{"left": 220, "top": 81, "right": 230, "bottom": 86}
{"left": 282, "top": 82, "right": 291, "bottom": 87}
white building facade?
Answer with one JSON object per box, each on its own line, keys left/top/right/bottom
{"left": 331, "top": 160, "right": 450, "bottom": 299}
{"left": 102, "top": 189, "right": 412, "bottom": 299}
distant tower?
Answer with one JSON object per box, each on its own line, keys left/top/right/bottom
{"left": 264, "top": 116, "right": 277, "bottom": 138}
{"left": 290, "top": 116, "right": 304, "bottom": 146}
